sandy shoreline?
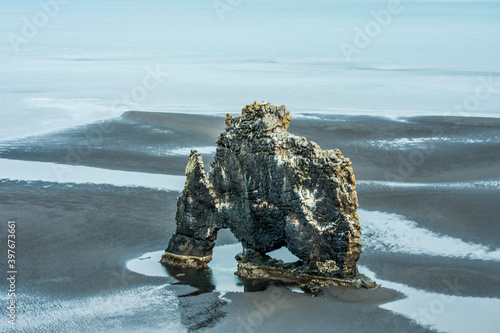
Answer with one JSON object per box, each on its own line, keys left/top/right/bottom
{"left": 1, "top": 111, "right": 499, "bottom": 332}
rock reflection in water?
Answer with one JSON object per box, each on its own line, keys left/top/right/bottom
{"left": 128, "top": 243, "right": 301, "bottom": 293}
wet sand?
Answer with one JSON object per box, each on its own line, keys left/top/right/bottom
{"left": 358, "top": 187, "right": 500, "bottom": 249}
{"left": 1, "top": 111, "right": 499, "bottom": 332}
{"left": 0, "top": 179, "right": 432, "bottom": 332}
{"left": 3, "top": 112, "right": 500, "bottom": 181}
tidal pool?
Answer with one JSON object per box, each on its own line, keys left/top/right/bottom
{"left": 127, "top": 243, "right": 301, "bottom": 293}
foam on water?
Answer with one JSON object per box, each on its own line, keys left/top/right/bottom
{"left": 367, "top": 136, "right": 500, "bottom": 149}
{"left": 0, "top": 98, "right": 124, "bottom": 143}
{"left": 0, "top": 159, "right": 185, "bottom": 191}
{"left": 291, "top": 114, "right": 322, "bottom": 120}
{"left": 358, "top": 265, "right": 500, "bottom": 333}
{"left": 167, "top": 146, "right": 217, "bottom": 156}
{"left": 359, "top": 209, "right": 500, "bottom": 261}
{"left": 1, "top": 285, "right": 185, "bottom": 332}
{"left": 142, "top": 145, "right": 217, "bottom": 157}
{"left": 357, "top": 179, "right": 500, "bottom": 190}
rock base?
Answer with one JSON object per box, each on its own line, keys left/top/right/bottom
{"left": 161, "top": 252, "right": 212, "bottom": 269}
{"left": 235, "top": 254, "right": 377, "bottom": 290}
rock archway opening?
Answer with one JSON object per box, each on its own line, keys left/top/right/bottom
{"left": 267, "top": 246, "right": 300, "bottom": 264}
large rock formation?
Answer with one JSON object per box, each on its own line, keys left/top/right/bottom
{"left": 162, "top": 102, "right": 374, "bottom": 288}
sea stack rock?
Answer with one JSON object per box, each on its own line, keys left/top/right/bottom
{"left": 162, "top": 102, "right": 374, "bottom": 289}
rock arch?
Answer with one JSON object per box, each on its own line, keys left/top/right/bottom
{"left": 161, "top": 102, "right": 374, "bottom": 288}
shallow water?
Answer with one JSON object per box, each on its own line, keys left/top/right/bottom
{"left": 127, "top": 245, "right": 500, "bottom": 333}
{"left": 360, "top": 266, "right": 500, "bottom": 333}
{"left": 127, "top": 244, "right": 301, "bottom": 293}
{"left": 0, "top": 158, "right": 185, "bottom": 191}
{"left": 359, "top": 209, "right": 500, "bottom": 261}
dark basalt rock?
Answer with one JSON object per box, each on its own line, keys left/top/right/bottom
{"left": 162, "top": 102, "right": 375, "bottom": 288}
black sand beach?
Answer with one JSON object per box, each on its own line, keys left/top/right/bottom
{"left": 1, "top": 111, "right": 499, "bottom": 332}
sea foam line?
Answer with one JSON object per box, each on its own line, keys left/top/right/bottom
{"left": 358, "top": 265, "right": 500, "bottom": 333}
{"left": 359, "top": 209, "right": 500, "bottom": 262}
{"left": 8, "top": 285, "right": 184, "bottom": 332}
{"left": 167, "top": 146, "right": 217, "bottom": 156}
{"left": 357, "top": 179, "right": 500, "bottom": 190}
{"left": 367, "top": 136, "right": 500, "bottom": 149}
{"left": 0, "top": 98, "right": 124, "bottom": 143}
{"left": 0, "top": 158, "right": 185, "bottom": 191}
